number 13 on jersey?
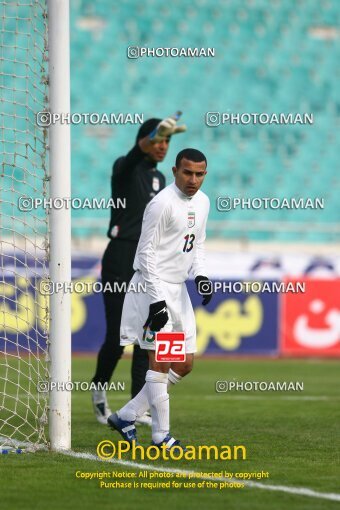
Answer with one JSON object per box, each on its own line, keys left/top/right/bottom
{"left": 183, "top": 233, "right": 195, "bottom": 252}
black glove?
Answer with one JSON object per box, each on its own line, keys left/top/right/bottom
{"left": 143, "top": 300, "right": 169, "bottom": 332}
{"left": 195, "top": 276, "right": 213, "bottom": 306}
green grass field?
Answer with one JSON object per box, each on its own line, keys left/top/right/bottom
{"left": 1, "top": 357, "right": 340, "bottom": 510}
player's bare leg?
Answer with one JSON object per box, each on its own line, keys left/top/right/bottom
{"left": 167, "top": 356, "right": 193, "bottom": 385}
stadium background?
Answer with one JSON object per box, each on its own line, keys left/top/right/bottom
{"left": 1, "top": 2, "right": 340, "bottom": 508}
{"left": 67, "top": 0, "right": 339, "bottom": 357}
{"left": 1, "top": 0, "right": 339, "bottom": 358}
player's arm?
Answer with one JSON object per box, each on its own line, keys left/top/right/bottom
{"left": 137, "top": 199, "right": 171, "bottom": 330}
{"left": 137, "top": 199, "right": 170, "bottom": 302}
{"left": 139, "top": 112, "right": 186, "bottom": 154}
{"left": 191, "top": 199, "right": 213, "bottom": 305}
{"left": 113, "top": 144, "right": 147, "bottom": 177}
{"left": 114, "top": 112, "right": 186, "bottom": 177}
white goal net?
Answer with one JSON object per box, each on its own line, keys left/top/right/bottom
{"left": 0, "top": 0, "right": 49, "bottom": 452}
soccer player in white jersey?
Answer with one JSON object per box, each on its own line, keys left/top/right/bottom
{"left": 108, "top": 148, "right": 212, "bottom": 450}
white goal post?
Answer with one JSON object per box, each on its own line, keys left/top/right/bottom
{"left": 0, "top": 0, "right": 71, "bottom": 452}
{"left": 48, "top": 0, "right": 71, "bottom": 451}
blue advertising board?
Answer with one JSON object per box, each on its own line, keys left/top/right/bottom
{"left": 187, "top": 280, "right": 279, "bottom": 356}
{"left": 1, "top": 252, "right": 279, "bottom": 355}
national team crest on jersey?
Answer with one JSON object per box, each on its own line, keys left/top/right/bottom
{"left": 152, "top": 177, "right": 160, "bottom": 192}
{"left": 188, "top": 212, "right": 195, "bottom": 228}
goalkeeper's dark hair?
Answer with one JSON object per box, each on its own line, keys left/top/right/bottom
{"left": 136, "top": 118, "right": 162, "bottom": 143}
{"left": 175, "top": 148, "right": 207, "bottom": 168}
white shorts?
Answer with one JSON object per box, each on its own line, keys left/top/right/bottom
{"left": 120, "top": 271, "right": 196, "bottom": 353}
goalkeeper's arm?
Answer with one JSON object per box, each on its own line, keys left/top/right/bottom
{"left": 139, "top": 112, "right": 186, "bottom": 154}
{"left": 114, "top": 112, "right": 186, "bottom": 176}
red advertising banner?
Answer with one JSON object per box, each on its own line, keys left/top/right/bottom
{"left": 281, "top": 278, "right": 340, "bottom": 356}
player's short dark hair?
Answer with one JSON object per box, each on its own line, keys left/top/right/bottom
{"left": 175, "top": 148, "right": 207, "bottom": 168}
{"left": 136, "top": 118, "right": 162, "bottom": 143}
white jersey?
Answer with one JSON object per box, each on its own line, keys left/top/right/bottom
{"left": 133, "top": 181, "right": 210, "bottom": 302}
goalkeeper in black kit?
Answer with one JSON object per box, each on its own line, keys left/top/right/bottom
{"left": 91, "top": 113, "right": 186, "bottom": 426}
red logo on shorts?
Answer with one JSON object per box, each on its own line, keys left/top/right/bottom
{"left": 155, "top": 332, "right": 186, "bottom": 362}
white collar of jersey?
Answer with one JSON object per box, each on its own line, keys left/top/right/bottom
{"left": 172, "top": 182, "right": 193, "bottom": 201}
